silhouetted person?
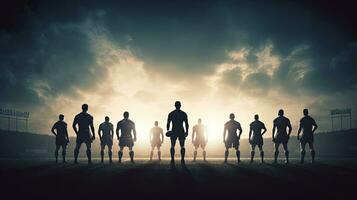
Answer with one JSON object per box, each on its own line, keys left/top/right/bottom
{"left": 116, "top": 112, "right": 137, "bottom": 163}
{"left": 73, "top": 104, "right": 95, "bottom": 164}
{"left": 51, "top": 114, "right": 69, "bottom": 163}
{"left": 98, "top": 116, "right": 114, "bottom": 163}
{"left": 297, "top": 109, "right": 318, "bottom": 163}
{"left": 166, "top": 101, "right": 189, "bottom": 165}
{"left": 272, "top": 109, "right": 292, "bottom": 164}
{"left": 223, "top": 113, "right": 242, "bottom": 163}
{"left": 150, "top": 121, "right": 164, "bottom": 161}
{"left": 192, "top": 118, "right": 208, "bottom": 161}
{"left": 249, "top": 114, "right": 267, "bottom": 163}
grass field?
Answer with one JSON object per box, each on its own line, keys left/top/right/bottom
{"left": 1, "top": 158, "right": 357, "bottom": 200}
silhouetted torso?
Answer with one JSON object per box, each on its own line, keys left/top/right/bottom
{"left": 168, "top": 109, "right": 188, "bottom": 132}
{"left": 300, "top": 116, "right": 316, "bottom": 135}
{"left": 193, "top": 124, "right": 205, "bottom": 139}
{"left": 273, "top": 116, "right": 291, "bottom": 135}
{"left": 99, "top": 122, "right": 113, "bottom": 139}
{"left": 151, "top": 127, "right": 163, "bottom": 141}
{"left": 250, "top": 120, "right": 265, "bottom": 136}
{"left": 117, "top": 119, "right": 135, "bottom": 138}
{"left": 53, "top": 121, "right": 67, "bottom": 139}
{"left": 225, "top": 120, "right": 242, "bottom": 138}
{"left": 74, "top": 112, "right": 93, "bottom": 134}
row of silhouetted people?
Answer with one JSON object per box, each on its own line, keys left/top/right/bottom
{"left": 51, "top": 101, "right": 318, "bottom": 164}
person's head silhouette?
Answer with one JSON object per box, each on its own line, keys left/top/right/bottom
{"left": 59, "top": 114, "right": 64, "bottom": 121}
{"left": 175, "top": 101, "right": 181, "bottom": 110}
{"left": 154, "top": 121, "right": 159, "bottom": 126}
{"left": 123, "top": 111, "right": 129, "bottom": 119}
{"left": 254, "top": 114, "right": 259, "bottom": 121}
{"left": 229, "top": 113, "right": 235, "bottom": 120}
{"left": 198, "top": 118, "right": 202, "bottom": 124}
{"left": 278, "top": 109, "right": 284, "bottom": 116}
{"left": 105, "top": 116, "right": 109, "bottom": 122}
{"left": 303, "top": 108, "right": 309, "bottom": 116}
{"left": 82, "top": 104, "right": 88, "bottom": 112}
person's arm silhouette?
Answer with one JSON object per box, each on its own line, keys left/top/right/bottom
{"left": 72, "top": 116, "right": 79, "bottom": 135}
{"left": 90, "top": 117, "right": 95, "bottom": 141}
{"left": 166, "top": 114, "right": 171, "bottom": 131}
{"left": 98, "top": 124, "right": 102, "bottom": 141}
{"left": 116, "top": 122, "right": 120, "bottom": 141}
{"left": 272, "top": 122, "right": 276, "bottom": 142}
{"left": 249, "top": 125, "right": 252, "bottom": 144}
{"left": 312, "top": 118, "right": 318, "bottom": 133}
{"left": 287, "top": 119, "right": 292, "bottom": 139}
{"left": 51, "top": 123, "right": 57, "bottom": 137}
{"left": 262, "top": 123, "right": 267, "bottom": 136}
{"left": 238, "top": 123, "right": 242, "bottom": 140}
{"left": 184, "top": 114, "right": 189, "bottom": 137}
{"left": 132, "top": 123, "right": 137, "bottom": 142}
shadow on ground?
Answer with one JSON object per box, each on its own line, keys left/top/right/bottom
{"left": 1, "top": 159, "right": 357, "bottom": 200}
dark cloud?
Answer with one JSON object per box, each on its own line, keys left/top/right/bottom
{"left": 98, "top": 1, "right": 235, "bottom": 77}
{"left": 241, "top": 73, "right": 271, "bottom": 96}
{"left": 1, "top": 0, "right": 357, "bottom": 131}
{"left": 210, "top": 0, "right": 357, "bottom": 98}
{"left": 328, "top": 42, "right": 357, "bottom": 88}
{"left": 0, "top": 3, "right": 108, "bottom": 108}
{"left": 271, "top": 41, "right": 357, "bottom": 97}
{"left": 220, "top": 67, "right": 242, "bottom": 87}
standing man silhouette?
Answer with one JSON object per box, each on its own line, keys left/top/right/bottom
{"left": 167, "top": 101, "right": 189, "bottom": 165}
{"left": 192, "top": 118, "right": 208, "bottom": 161}
{"left": 249, "top": 114, "right": 267, "bottom": 163}
{"left": 223, "top": 113, "right": 242, "bottom": 163}
{"left": 272, "top": 109, "right": 292, "bottom": 164}
{"left": 51, "top": 114, "right": 69, "bottom": 163}
{"left": 116, "top": 112, "right": 137, "bottom": 163}
{"left": 149, "top": 121, "right": 164, "bottom": 161}
{"left": 98, "top": 116, "right": 114, "bottom": 164}
{"left": 73, "top": 104, "right": 95, "bottom": 164}
{"left": 297, "top": 109, "right": 318, "bottom": 163}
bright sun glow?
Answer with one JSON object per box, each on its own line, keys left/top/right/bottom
{"left": 40, "top": 29, "right": 307, "bottom": 155}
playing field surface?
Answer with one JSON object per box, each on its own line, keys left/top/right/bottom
{"left": 1, "top": 158, "right": 356, "bottom": 200}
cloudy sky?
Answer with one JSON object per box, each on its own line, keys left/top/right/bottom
{"left": 1, "top": 0, "right": 356, "bottom": 146}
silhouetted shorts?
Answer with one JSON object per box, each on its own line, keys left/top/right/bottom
{"left": 76, "top": 132, "right": 92, "bottom": 144}
{"left": 56, "top": 136, "right": 68, "bottom": 146}
{"left": 300, "top": 133, "right": 314, "bottom": 145}
{"left": 101, "top": 137, "right": 113, "bottom": 147}
{"left": 170, "top": 130, "right": 186, "bottom": 144}
{"left": 225, "top": 137, "right": 239, "bottom": 149}
{"left": 151, "top": 140, "right": 162, "bottom": 148}
{"left": 193, "top": 138, "right": 207, "bottom": 148}
{"left": 170, "top": 135, "right": 186, "bottom": 144}
{"left": 250, "top": 135, "right": 263, "bottom": 147}
{"left": 119, "top": 137, "right": 134, "bottom": 148}
{"left": 274, "top": 133, "right": 289, "bottom": 144}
